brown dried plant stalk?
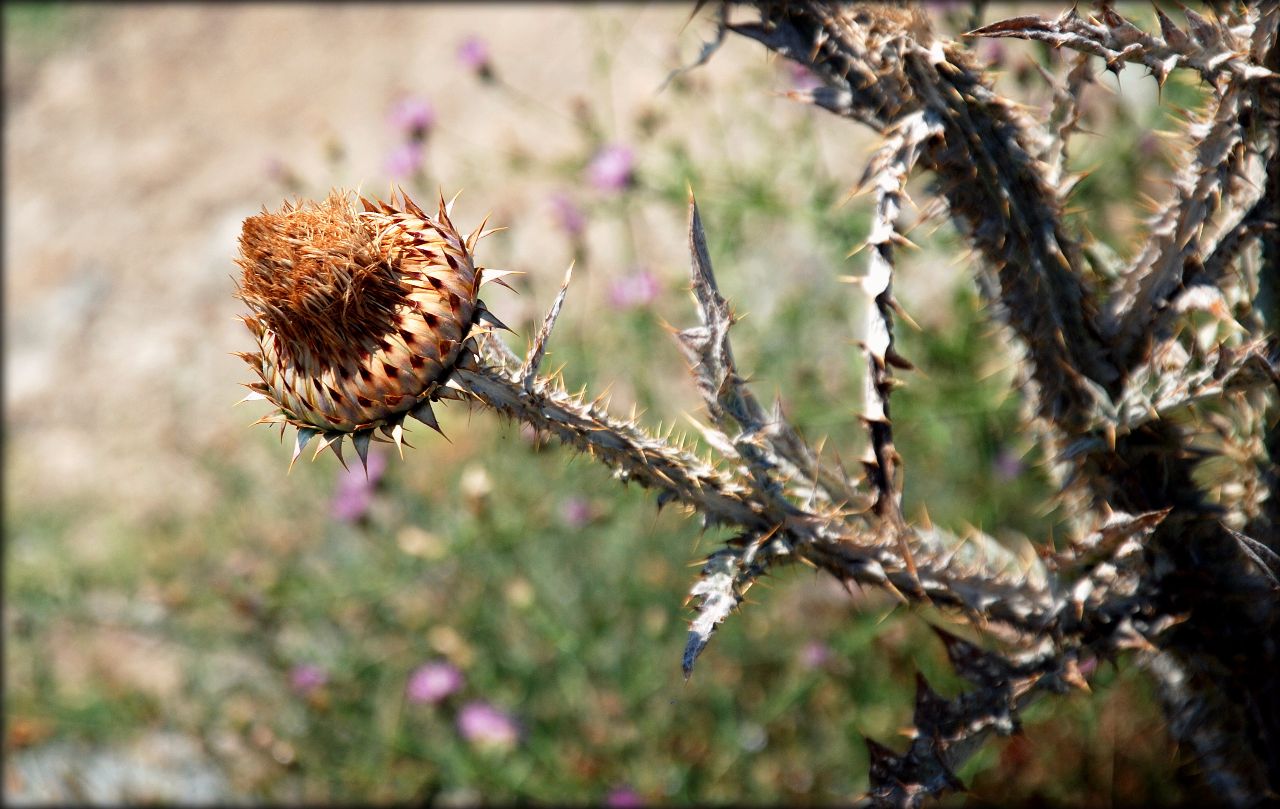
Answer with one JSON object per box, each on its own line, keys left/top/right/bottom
{"left": 233, "top": 2, "right": 1280, "bottom": 806}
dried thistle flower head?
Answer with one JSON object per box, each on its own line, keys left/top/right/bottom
{"left": 235, "top": 188, "right": 503, "bottom": 468}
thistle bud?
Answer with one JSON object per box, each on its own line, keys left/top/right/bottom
{"left": 234, "top": 189, "right": 496, "bottom": 468}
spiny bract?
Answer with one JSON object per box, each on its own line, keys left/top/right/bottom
{"left": 234, "top": 188, "right": 504, "bottom": 469}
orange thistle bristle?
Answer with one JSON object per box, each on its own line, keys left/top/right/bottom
{"left": 237, "top": 190, "right": 407, "bottom": 369}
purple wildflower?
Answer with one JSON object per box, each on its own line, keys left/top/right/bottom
{"left": 331, "top": 450, "right": 387, "bottom": 522}
{"left": 549, "top": 192, "right": 586, "bottom": 238}
{"left": 1079, "top": 655, "right": 1099, "bottom": 678}
{"left": 289, "top": 664, "right": 328, "bottom": 695}
{"left": 457, "top": 36, "right": 494, "bottom": 80}
{"left": 605, "top": 787, "right": 646, "bottom": 808}
{"left": 388, "top": 96, "right": 437, "bottom": 141}
{"left": 586, "top": 144, "right": 635, "bottom": 194}
{"left": 559, "top": 496, "right": 592, "bottom": 529}
{"left": 406, "top": 661, "right": 464, "bottom": 705}
{"left": 800, "top": 641, "right": 831, "bottom": 670}
{"left": 1138, "top": 131, "right": 1162, "bottom": 159}
{"left": 457, "top": 701, "right": 520, "bottom": 750}
{"left": 787, "top": 61, "right": 823, "bottom": 93}
{"left": 520, "top": 423, "right": 541, "bottom": 446}
{"left": 385, "top": 141, "right": 425, "bottom": 181}
{"left": 608, "top": 267, "right": 660, "bottom": 310}
{"left": 263, "top": 156, "right": 301, "bottom": 190}
{"left": 979, "top": 39, "right": 1006, "bottom": 69}
{"left": 992, "top": 447, "right": 1024, "bottom": 482}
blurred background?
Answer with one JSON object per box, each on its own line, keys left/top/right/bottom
{"left": 6, "top": 3, "right": 1198, "bottom": 805}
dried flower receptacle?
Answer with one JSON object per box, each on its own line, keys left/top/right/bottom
{"left": 234, "top": 189, "right": 505, "bottom": 468}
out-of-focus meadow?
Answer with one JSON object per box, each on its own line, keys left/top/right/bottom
{"left": 5, "top": 3, "right": 1201, "bottom": 805}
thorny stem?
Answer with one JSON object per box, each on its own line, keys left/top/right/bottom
{"left": 1105, "top": 84, "right": 1250, "bottom": 373}
{"left": 456, "top": 344, "right": 766, "bottom": 531}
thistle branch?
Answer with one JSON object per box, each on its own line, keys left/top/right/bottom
{"left": 856, "top": 111, "right": 936, "bottom": 524}
{"left": 1102, "top": 85, "right": 1251, "bottom": 372}
{"left": 967, "top": 2, "right": 1278, "bottom": 89}
{"left": 456, "top": 342, "right": 766, "bottom": 532}
{"left": 1039, "top": 51, "right": 1093, "bottom": 193}
{"left": 676, "top": 192, "right": 867, "bottom": 517}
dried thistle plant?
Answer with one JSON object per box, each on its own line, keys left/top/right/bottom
{"left": 233, "top": 2, "right": 1280, "bottom": 806}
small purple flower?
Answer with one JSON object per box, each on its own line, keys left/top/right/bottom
{"left": 331, "top": 486, "right": 372, "bottom": 523}
{"left": 263, "top": 156, "right": 301, "bottom": 190}
{"left": 388, "top": 96, "right": 437, "bottom": 140}
{"left": 549, "top": 192, "right": 586, "bottom": 238}
{"left": 992, "top": 447, "right": 1024, "bottom": 482}
{"left": 1137, "top": 131, "right": 1162, "bottom": 159}
{"left": 559, "top": 496, "right": 592, "bottom": 529}
{"left": 520, "top": 423, "right": 541, "bottom": 446}
{"left": 457, "top": 701, "right": 520, "bottom": 750}
{"left": 289, "top": 664, "right": 328, "bottom": 695}
{"left": 605, "top": 787, "right": 646, "bottom": 808}
{"left": 263, "top": 155, "right": 286, "bottom": 180}
{"left": 800, "top": 641, "right": 831, "bottom": 670}
{"left": 608, "top": 267, "right": 660, "bottom": 310}
{"left": 457, "top": 36, "right": 493, "bottom": 80}
{"left": 587, "top": 144, "right": 635, "bottom": 194}
{"left": 331, "top": 450, "right": 387, "bottom": 522}
{"left": 979, "top": 39, "right": 1005, "bottom": 69}
{"left": 786, "top": 61, "right": 822, "bottom": 93}
{"left": 385, "top": 141, "right": 425, "bottom": 180}
{"left": 1079, "top": 655, "right": 1099, "bottom": 678}
{"left": 406, "top": 661, "right": 464, "bottom": 705}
